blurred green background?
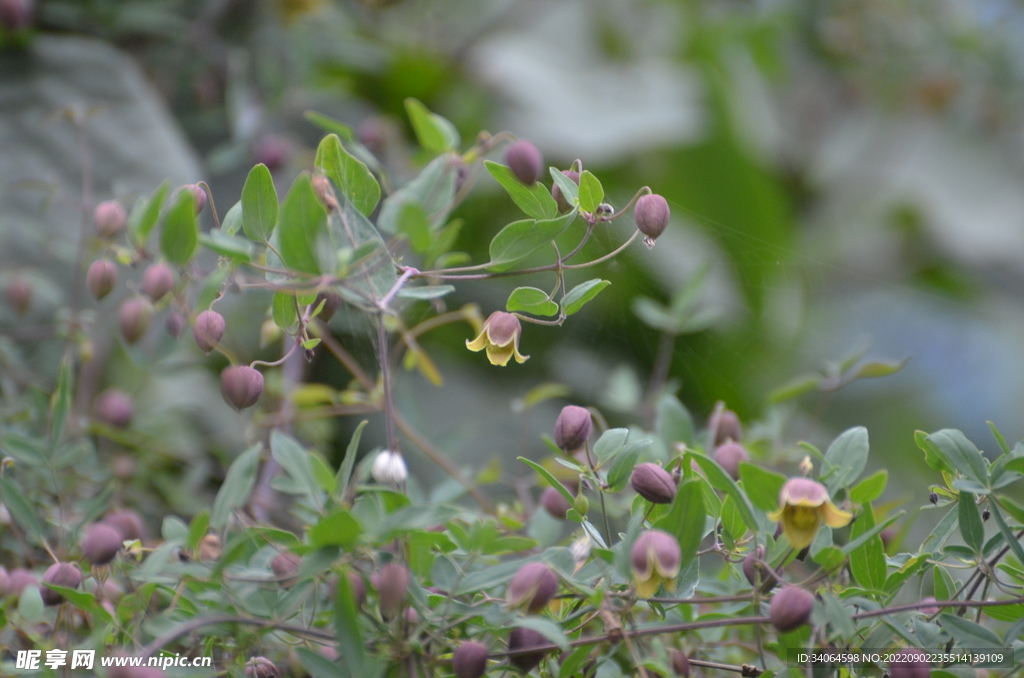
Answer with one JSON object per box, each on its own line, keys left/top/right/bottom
{"left": 4, "top": 0, "right": 1024, "bottom": 531}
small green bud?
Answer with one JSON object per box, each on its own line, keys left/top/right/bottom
{"left": 573, "top": 494, "right": 589, "bottom": 515}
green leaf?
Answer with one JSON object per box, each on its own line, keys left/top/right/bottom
{"left": 519, "top": 457, "right": 575, "bottom": 507}
{"left": 988, "top": 421, "right": 1012, "bottom": 456}
{"left": 550, "top": 168, "right": 579, "bottom": 208}
{"left": 823, "top": 426, "right": 869, "bottom": 492}
{"left": 594, "top": 428, "right": 629, "bottom": 463}
{"left": 222, "top": 200, "right": 243, "bottom": 235}
{"left": 187, "top": 511, "right": 210, "bottom": 551}
{"left": 577, "top": 170, "right": 603, "bottom": 213}
{"left": 336, "top": 420, "right": 367, "bottom": 502}
{"left": 45, "top": 586, "right": 112, "bottom": 625}
{"left": 272, "top": 291, "right": 299, "bottom": 330}
{"left": 655, "top": 479, "right": 705, "bottom": 569}
{"left": 333, "top": 568, "right": 365, "bottom": 673}
{"left": 309, "top": 453, "right": 337, "bottom": 494}
{"left": 404, "top": 98, "right": 460, "bottom": 152}
{"left": 162, "top": 515, "right": 188, "bottom": 542}
{"left": 842, "top": 511, "right": 902, "bottom": 555}
{"left": 211, "top": 444, "right": 262, "bottom": 530}
{"left": 314, "top": 133, "right": 380, "bottom": 217}
{"left": 129, "top": 181, "right": 168, "bottom": 242}
{"left": 938, "top": 614, "right": 1003, "bottom": 648}
{"left": 689, "top": 454, "right": 758, "bottom": 532}
{"left": 241, "top": 163, "right": 279, "bottom": 241}
{"left": 488, "top": 211, "right": 576, "bottom": 272}
{"left": 853, "top": 358, "right": 909, "bottom": 379}
{"left": 516, "top": 617, "right": 568, "bottom": 650}
{"left": 926, "top": 429, "right": 989, "bottom": 487}
{"left": 0, "top": 476, "right": 45, "bottom": 542}
{"left": 275, "top": 174, "right": 329, "bottom": 275}
{"left": 720, "top": 493, "right": 747, "bottom": 539}
{"left": 738, "top": 463, "right": 787, "bottom": 511}
{"left": 49, "top": 356, "right": 73, "bottom": 448}
{"left": 304, "top": 111, "right": 355, "bottom": 141}
{"left": 849, "top": 504, "right": 886, "bottom": 591}
{"left": 377, "top": 154, "right": 459, "bottom": 234}
{"left": 397, "top": 202, "right": 431, "bottom": 253}
{"left": 506, "top": 287, "right": 558, "bottom": 316}
{"left": 958, "top": 492, "right": 985, "bottom": 553}
{"left": 309, "top": 509, "right": 361, "bottom": 548}
{"left": 160, "top": 189, "right": 198, "bottom": 265}
{"left": 606, "top": 443, "right": 645, "bottom": 492}
{"left": 297, "top": 647, "right": 347, "bottom": 678}
{"left": 198, "top": 229, "right": 253, "bottom": 262}
{"left": 655, "top": 394, "right": 693, "bottom": 447}
{"left": 850, "top": 470, "right": 888, "bottom": 504}
{"left": 485, "top": 160, "right": 557, "bottom": 220}
{"left": 396, "top": 285, "right": 455, "bottom": 300}
{"left": 18, "top": 585, "right": 43, "bottom": 622}
{"left": 562, "top": 279, "right": 610, "bottom": 316}
{"left": 988, "top": 500, "right": 1024, "bottom": 572}
{"left": 767, "top": 373, "right": 822, "bottom": 403}
{"left": 272, "top": 430, "right": 323, "bottom": 508}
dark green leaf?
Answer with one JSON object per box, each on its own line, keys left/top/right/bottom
{"left": 606, "top": 444, "right": 644, "bottom": 492}
{"left": 275, "top": 174, "right": 329, "bottom": 275}
{"left": 333, "top": 568, "right": 365, "bottom": 673}
{"left": 988, "top": 500, "right": 1024, "bottom": 571}
{"left": 738, "top": 463, "right": 787, "bottom": 511}
{"left": 926, "top": 429, "right": 989, "bottom": 486}
{"left": 485, "top": 160, "right": 557, "bottom": 220}
{"left": 848, "top": 505, "right": 887, "bottom": 591}
{"left": 577, "top": 170, "right": 603, "bottom": 213}
{"left": 336, "top": 421, "right": 367, "bottom": 503}
{"left": 241, "top": 163, "right": 278, "bottom": 241}
{"left": 309, "top": 453, "right": 337, "bottom": 494}
{"left": 404, "top": 98, "right": 460, "bottom": 152}
{"left": 187, "top": 511, "right": 210, "bottom": 551}
{"left": 160, "top": 189, "right": 198, "bottom": 265}
{"left": 211, "top": 443, "right": 262, "bottom": 530}
{"left": 562, "top": 279, "right": 610, "bottom": 316}
{"left": 309, "top": 510, "right": 361, "bottom": 548}
{"left": 720, "top": 493, "right": 746, "bottom": 540}
{"left": 272, "top": 291, "right": 299, "bottom": 330}
{"left": 958, "top": 491, "right": 985, "bottom": 554}
{"left": 506, "top": 287, "right": 558, "bottom": 316}
{"left": 314, "top": 133, "right": 380, "bottom": 217}
{"left": 488, "top": 211, "right": 576, "bottom": 271}
{"left": 689, "top": 454, "right": 758, "bottom": 532}
{"left": 842, "top": 511, "right": 902, "bottom": 555}
{"left": 850, "top": 470, "right": 888, "bottom": 504}
{"left": 129, "top": 181, "right": 168, "bottom": 242}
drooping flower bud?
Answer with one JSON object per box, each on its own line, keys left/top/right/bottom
{"left": 541, "top": 486, "right": 572, "bottom": 520}
{"left": 768, "top": 478, "right": 852, "bottom": 550}
{"left": 7, "top": 568, "right": 37, "bottom": 598}
{"left": 182, "top": 184, "right": 207, "bottom": 214}
{"left": 742, "top": 545, "right": 778, "bottom": 591}
{"left": 94, "top": 389, "right": 133, "bottom": 429}
{"left": 141, "top": 263, "right": 175, "bottom": 302}
{"left": 193, "top": 310, "right": 225, "bottom": 354}
{"left": 371, "top": 562, "right": 410, "bottom": 618}
{"left": 920, "top": 597, "right": 939, "bottom": 615}
{"left": 551, "top": 170, "right": 580, "bottom": 213}
{"left": 6, "top": 277, "right": 30, "bottom": 314}
{"left": 507, "top": 627, "right": 550, "bottom": 673}
{"left": 505, "top": 140, "right": 543, "bottom": 185}
{"left": 887, "top": 651, "right": 931, "bottom": 678}
{"left": 506, "top": 562, "right": 558, "bottom": 613}
{"left": 165, "top": 311, "right": 185, "bottom": 338}
{"left": 87, "top": 260, "right": 118, "bottom": 300}
{"left": 554, "top": 405, "right": 592, "bottom": 452}
{"left": 713, "top": 442, "right": 749, "bottom": 480}
{"left": 119, "top": 296, "right": 153, "bottom": 344}
{"left": 708, "top": 407, "right": 742, "bottom": 445}
{"left": 220, "top": 365, "right": 264, "bottom": 410}
{"left": 371, "top": 450, "right": 408, "bottom": 486}
{"left": 671, "top": 650, "right": 691, "bottom": 678}
{"left": 769, "top": 586, "right": 815, "bottom": 632}
{"left": 244, "top": 657, "right": 280, "bottom": 678}
{"left": 41, "top": 562, "right": 82, "bottom": 605}
{"left": 630, "top": 463, "right": 677, "bottom": 504}
{"left": 81, "top": 522, "right": 123, "bottom": 565}
{"left": 314, "top": 290, "right": 342, "bottom": 322}
{"left": 94, "top": 200, "right": 127, "bottom": 238}
{"left": 103, "top": 509, "right": 145, "bottom": 542}
{"left": 631, "top": 529, "right": 681, "bottom": 598}
{"left": 452, "top": 641, "right": 489, "bottom": 678}
{"left": 634, "top": 194, "right": 670, "bottom": 240}
{"left": 271, "top": 552, "right": 301, "bottom": 587}
{"left": 465, "top": 311, "right": 529, "bottom": 366}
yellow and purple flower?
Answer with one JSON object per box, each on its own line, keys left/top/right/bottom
{"left": 768, "top": 478, "right": 852, "bottom": 549}
{"left": 465, "top": 311, "right": 529, "bottom": 366}
{"left": 631, "top": 529, "right": 681, "bottom": 599}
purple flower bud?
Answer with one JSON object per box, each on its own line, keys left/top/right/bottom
{"left": 81, "top": 522, "right": 123, "bottom": 565}
{"left": 888, "top": 651, "right": 930, "bottom": 678}
{"left": 103, "top": 509, "right": 145, "bottom": 542}
{"left": 7, "top": 568, "right": 37, "bottom": 597}
{"left": 182, "top": 184, "right": 207, "bottom": 214}
{"left": 630, "top": 463, "right": 677, "bottom": 504}
{"left": 87, "top": 260, "right": 118, "bottom": 300}
{"left": 631, "top": 529, "right": 682, "bottom": 598}
{"left": 453, "top": 641, "right": 489, "bottom": 678}
{"left": 634, "top": 194, "right": 670, "bottom": 240}
{"left": 372, "top": 562, "right": 410, "bottom": 618}
{"left": 507, "top": 627, "right": 550, "bottom": 673}
{"left": 708, "top": 407, "right": 742, "bottom": 445}
{"left": 141, "top": 263, "right": 175, "bottom": 302}
{"left": 165, "top": 311, "right": 185, "bottom": 338}
{"left": 920, "top": 597, "right": 939, "bottom": 615}
{"left": 94, "top": 389, "right": 134, "bottom": 429}
{"left": 94, "top": 200, "right": 127, "bottom": 238}
{"left": 671, "top": 650, "right": 691, "bottom": 678}
{"left": 315, "top": 290, "right": 342, "bottom": 322}
{"left": 505, "top": 140, "right": 543, "bottom": 185}
{"left": 554, "top": 405, "right": 592, "bottom": 452}
{"left": 551, "top": 170, "right": 580, "bottom": 213}
{"left": 193, "top": 310, "right": 225, "bottom": 354}
{"left": 271, "top": 552, "right": 301, "bottom": 587}
{"left": 220, "top": 365, "right": 265, "bottom": 410}
{"left": 244, "top": 657, "right": 280, "bottom": 678}
{"left": 41, "top": 562, "right": 82, "bottom": 606}
{"left": 506, "top": 561, "right": 558, "bottom": 613}
{"left": 348, "top": 571, "right": 366, "bottom": 609}
{"left": 541, "top": 486, "right": 572, "bottom": 520}
{"left": 6, "top": 277, "right": 30, "bottom": 314}
{"left": 119, "top": 296, "right": 153, "bottom": 344}
{"left": 0, "top": 567, "right": 8, "bottom": 597}
{"left": 742, "top": 545, "right": 778, "bottom": 591}
{"left": 0, "top": 0, "right": 33, "bottom": 31}
{"left": 255, "top": 134, "right": 290, "bottom": 171}
{"left": 713, "top": 442, "right": 749, "bottom": 480}
{"left": 769, "top": 586, "right": 815, "bottom": 632}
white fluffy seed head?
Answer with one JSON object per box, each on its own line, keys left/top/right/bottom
{"left": 371, "top": 450, "right": 408, "bottom": 486}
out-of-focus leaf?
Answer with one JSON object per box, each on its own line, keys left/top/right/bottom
{"left": 0, "top": 476, "right": 45, "bottom": 542}
{"left": 938, "top": 614, "right": 1003, "bottom": 648}
{"left": 304, "top": 111, "right": 355, "bottom": 141}
{"left": 198, "top": 229, "right": 252, "bottom": 262}
{"left": 377, "top": 154, "right": 459, "bottom": 234}
{"left": 272, "top": 430, "right": 323, "bottom": 509}
{"left": 49, "top": 356, "right": 73, "bottom": 447}
{"left": 129, "top": 181, "right": 168, "bottom": 243}
{"left": 241, "top": 163, "right": 278, "bottom": 241}
{"left": 656, "top": 394, "right": 693, "bottom": 447}
{"left": 309, "top": 510, "right": 361, "bottom": 548}
{"left": 210, "top": 444, "right": 262, "bottom": 530}
{"left": 404, "top": 98, "right": 460, "bottom": 152}
{"left": 160, "top": 189, "right": 198, "bottom": 265}
{"left": 519, "top": 457, "right": 575, "bottom": 507}
{"left": 336, "top": 421, "right": 367, "bottom": 503}
{"left": 767, "top": 373, "right": 821, "bottom": 403}
{"left": 853, "top": 358, "right": 909, "bottom": 379}
{"left": 988, "top": 500, "right": 1024, "bottom": 570}
{"left": 221, "top": 200, "right": 242, "bottom": 235}
{"left": 396, "top": 285, "right": 455, "bottom": 300}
